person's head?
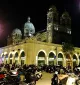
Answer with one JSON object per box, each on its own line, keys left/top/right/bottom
{"left": 55, "top": 71, "right": 58, "bottom": 75}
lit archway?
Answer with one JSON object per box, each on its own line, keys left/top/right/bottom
{"left": 2, "top": 54, "right": 4, "bottom": 61}
{"left": 66, "top": 54, "right": 72, "bottom": 68}
{"left": 73, "top": 54, "right": 77, "bottom": 68}
{"left": 5, "top": 54, "right": 8, "bottom": 64}
{"left": 48, "top": 52, "right": 55, "bottom": 65}
{"left": 20, "top": 51, "right": 25, "bottom": 66}
{"left": 58, "top": 53, "right": 63, "bottom": 66}
{"left": 37, "top": 51, "right": 46, "bottom": 66}
{"left": 1, "top": 53, "right": 4, "bottom": 63}
{"left": 15, "top": 52, "right": 18, "bottom": 64}
{"left": 9, "top": 53, "right": 13, "bottom": 64}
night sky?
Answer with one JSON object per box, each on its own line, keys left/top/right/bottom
{"left": 0, "top": 0, "right": 79, "bottom": 47}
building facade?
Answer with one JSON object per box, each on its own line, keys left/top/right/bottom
{"left": 0, "top": 6, "right": 80, "bottom": 70}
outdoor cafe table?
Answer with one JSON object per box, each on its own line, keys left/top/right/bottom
{"left": 58, "top": 74, "right": 68, "bottom": 80}
{"left": 58, "top": 74, "right": 68, "bottom": 84}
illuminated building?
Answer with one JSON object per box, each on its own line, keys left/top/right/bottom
{"left": 0, "top": 6, "right": 80, "bottom": 70}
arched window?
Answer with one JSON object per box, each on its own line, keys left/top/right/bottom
{"left": 5, "top": 54, "right": 8, "bottom": 58}
{"left": 20, "top": 51, "right": 25, "bottom": 57}
{"left": 2, "top": 54, "right": 4, "bottom": 58}
{"left": 10, "top": 54, "right": 13, "bottom": 58}
{"left": 20, "top": 51, "right": 25, "bottom": 66}
{"left": 37, "top": 51, "right": 46, "bottom": 66}
{"left": 49, "top": 52, "right": 55, "bottom": 58}
{"left": 38, "top": 51, "right": 45, "bottom": 57}
{"left": 58, "top": 53, "right": 63, "bottom": 66}
{"left": 15, "top": 52, "right": 18, "bottom": 58}
{"left": 48, "top": 52, "right": 55, "bottom": 65}
{"left": 73, "top": 54, "right": 77, "bottom": 67}
{"left": 2, "top": 54, "right": 4, "bottom": 61}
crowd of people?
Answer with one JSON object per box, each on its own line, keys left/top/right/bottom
{"left": 0, "top": 63, "right": 80, "bottom": 85}
{"left": 0, "top": 63, "right": 42, "bottom": 85}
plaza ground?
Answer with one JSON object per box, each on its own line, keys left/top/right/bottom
{"left": 36, "top": 72, "right": 68, "bottom": 85}
{"left": 36, "top": 72, "right": 53, "bottom": 85}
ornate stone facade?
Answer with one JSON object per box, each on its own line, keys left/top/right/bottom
{"left": 0, "top": 5, "right": 80, "bottom": 70}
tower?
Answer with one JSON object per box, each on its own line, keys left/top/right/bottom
{"left": 60, "top": 11, "right": 72, "bottom": 43}
{"left": 47, "top": 5, "right": 58, "bottom": 43}
{"left": 60, "top": 11, "right": 71, "bottom": 34}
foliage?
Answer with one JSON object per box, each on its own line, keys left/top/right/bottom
{"left": 62, "top": 43, "right": 74, "bottom": 54}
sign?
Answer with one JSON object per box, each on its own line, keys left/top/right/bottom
{"left": 54, "top": 55, "right": 56, "bottom": 59}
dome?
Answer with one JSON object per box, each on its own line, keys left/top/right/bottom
{"left": 24, "top": 17, "right": 35, "bottom": 37}
{"left": 12, "top": 28, "right": 22, "bottom": 36}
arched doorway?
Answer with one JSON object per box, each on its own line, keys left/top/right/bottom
{"left": 37, "top": 51, "right": 46, "bottom": 66}
{"left": 48, "top": 52, "right": 55, "bottom": 65}
{"left": 1, "top": 54, "right": 4, "bottom": 64}
{"left": 15, "top": 52, "right": 18, "bottom": 65}
{"left": 66, "top": 54, "right": 72, "bottom": 69}
{"left": 20, "top": 51, "right": 25, "bottom": 66}
{"left": 1, "top": 54, "right": 4, "bottom": 63}
{"left": 73, "top": 54, "right": 77, "bottom": 68}
{"left": 58, "top": 53, "right": 63, "bottom": 66}
{"left": 5, "top": 54, "right": 8, "bottom": 64}
{"left": 10, "top": 53, "right": 13, "bottom": 64}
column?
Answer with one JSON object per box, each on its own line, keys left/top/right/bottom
{"left": 47, "top": 57, "right": 49, "bottom": 65}
{"left": 18, "top": 55, "right": 21, "bottom": 65}
{"left": 63, "top": 57, "right": 66, "bottom": 67}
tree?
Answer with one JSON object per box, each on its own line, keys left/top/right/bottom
{"left": 62, "top": 42, "right": 74, "bottom": 54}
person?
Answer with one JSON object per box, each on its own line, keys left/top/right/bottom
{"left": 25, "top": 72, "right": 34, "bottom": 83}
{"left": 51, "top": 71, "right": 59, "bottom": 85}
{"left": 66, "top": 73, "right": 77, "bottom": 85}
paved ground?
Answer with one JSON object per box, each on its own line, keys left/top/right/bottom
{"left": 19, "top": 72, "right": 53, "bottom": 85}
{"left": 36, "top": 72, "right": 68, "bottom": 85}
{"left": 19, "top": 72, "right": 68, "bottom": 85}
{"left": 36, "top": 72, "right": 53, "bottom": 85}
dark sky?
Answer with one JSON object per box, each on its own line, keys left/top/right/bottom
{"left": 0, "top": 0, "right": 79, "bottom": 47}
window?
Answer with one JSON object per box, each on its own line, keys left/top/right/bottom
{"left": 2, "top": 54, "right": 4, "bottom": 58}
{"left": 15, "top": 52, "right": 18, "bottom": 58}
{"left": 10, "top": 59, "right": 12, "bottom": 64}
{"left": 15, "top": 60, "right": 18, "bottom": 64}
{"left": 16, "top": 34, "right": 17, "bottom": 36}
{"left": 5, "top": 54, "right": 8, "bottom": 58}
{"left": 10, "top": 54, "right": 12, "bottom": 58}
{"left": 20, "top": 51, "right": 25, "bottom": 57}
{"left": 67, "top": 28, "right": 71, "bottom": 34}
{"left": 54, "top": 24, "right": 58, "bottom": 30}
{"left": 47, "top": 17, "right": 53, "bottom": 23}
{"left": 21, "top": 60, "right": 24, "bottom": 66}
{"left": 67, "top": 29, "right": 71, "bottom": 34}
{"left": 69, "top": 31, "right": 71, "bottom": 34}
